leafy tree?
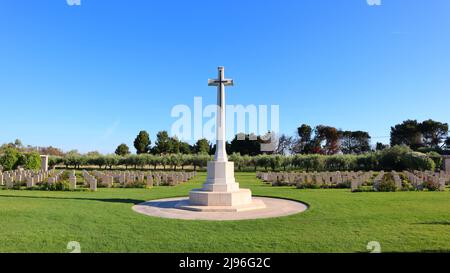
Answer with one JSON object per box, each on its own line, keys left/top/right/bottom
{"left": 86, "top": 151, "right": 101, "bottom": 157}
{"left": 376, "top": 142, "right": 389, "bottom": 151}
{"left": 390, "top": 120, "right": 423, "bottom": 150}
{"left": 419, "top": 119, "right": 448, "bottom": 149}
{"left": 194, "top": 138, "right": 211, "bottom": 154}
{"left": 292, "top": 124, "right": 313, "bottom": 154}
{"left": 48, "top": 156, "right": 63, "bottom": 169}
{"left": 115, "top": 143, "right": 131, "bottom": 156}
{"left": 269, "top": 154, "right": 283, "bottom": 171}
{"left": 14, "top": 139, "right": 23, "bottom": 148}
{"left": 445, "top": 137, "right": 450, "bottom": 150}
{"left": 314, "top": 125, "right": 340, "bottom": 155}
{"left": 275, "top": 134, "right": 293, "bottom": 155}
{"left": 340, "top": 131, "right": 371, "bottom": 154}
{"left": 167, "top": 137, "right": 191, "bottom": 154}
{"left": 210, "top": 142, "right": 231, "bottom": 156}
{"left": 180, "top": 154, "right": 193, "bottom": 170}
{"left": 178, "top": 141, "right": 192, "bottom": 154}
{"left": 153, "top": 131, "right": 171, "bottom": 154}
{"left": 298, "top": 124, "right": 312, "bottom": 143}
{"left": 391, "top": 119, "right": 449, "bottom": 151}
{"left": 256, "top": 154, "right": 271, "bottom": 171}
{"left": 229, "top": 153, "right": 244, "bottom": 171}
{"left": 90, "top": 156, "right": 106, "bottom": 169}
{"left": 134, "top": 130, "right": 151, "bottom": 154}
{"left": 63, "top": 150, "right": 85, "bottom": 169}
{"left": 105, "top": 155, "right": 120, "bottom": 169}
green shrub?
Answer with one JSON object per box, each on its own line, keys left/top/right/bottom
{"left": 38, "top": 181, "right": 70, "bottom": 191}
{"left": 18, "top": 152, "right": 41, "bottom": 170}
{"left": 378, "top": 146, "right": 412, "bottom": 171}
{"left": 426, "top": 151, "right": 443, "bottom": 170}
{"left": 296, "top": 182, "right": 320, "bottom": 189}
{"left": 403, "top": 152, "right": 435, "bottom": 171}
{"left": 324, "top": 155, "right": 356, "bottom": 171}
{"left": 356, "top": 153, "right": 378, "bottom": 171}
{"left": 377, "top": 174, "right": 397, "bottom": 192}
{"left": 423, "top": 180, "right": 440, "bottom": 191}
{"left": 292, "top": 155, "right": 325, "bottom": 172}
{"left": 378, "top": 146, "right": 435, "bottom": 172}
{"left": 0, "top": 148, "right": 20, "bottom": 171}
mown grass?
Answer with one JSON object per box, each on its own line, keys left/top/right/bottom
{"left": 0, "top": 172, "right": 449, "bottom": 253}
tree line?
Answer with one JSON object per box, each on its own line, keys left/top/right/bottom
{"left": 1, "top": 118, "right": 448, "bottom": 172}
{"left": 47, "top": 145, "right": 439, "bottom": 172}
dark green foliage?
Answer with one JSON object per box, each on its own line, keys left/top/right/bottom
{"left": 340, "top": 131, "right": 371, "bottom": 154}
{"left": 38, "top": 181, "right": 71, "bottom": 191}
{"left": 0, "top": 149, "right": 41, "bottom": 171}
{"left": 115, "top": 144, "right": 131, "bottom": 156}
{"left": 427, "top": 151, "right": 443, "bottom": 170}
{"left": 48, "top": 146, "right": 437, "bottom": 172}
{"left": 152, "top": 131, "right": 171, "bottom": 154}
{"left": 375, "top": 142, "right": 389, "bottom": 151}
{"left": 377, "top": 173, "right": 397, "bottom": 192}
{"left": 390, "top": 120, "right": 423, "bottom": 149}
{"left": 194, "top": 138, "right": 210, "bottom": 154}
{"left": 18, "top": 152, "right": 41, "bottom": 170}
{"left": 0, "top": 148, "right": 20, "bottom": 171}
{"left": 378, "top": 146, "right": 435, "bottom": 171}
{"left": 390, "top": 119, "right": 449, "bottom": 151}
{"left": 134, "top": 131, "right": 151, "bottom": 154}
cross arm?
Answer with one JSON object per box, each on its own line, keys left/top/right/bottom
{"left": 208, "top": 79, "right": 234, "bottom": 86}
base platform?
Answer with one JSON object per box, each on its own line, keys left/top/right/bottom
{"left": 132, "top": 197, "right": 308, "bottom": 221}
{"left": 176, "top": 198, "right": 266, "bottom": 212}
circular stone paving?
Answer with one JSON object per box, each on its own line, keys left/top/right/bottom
{"left": 132, "top": 197, "right": 308, "bottom": 221}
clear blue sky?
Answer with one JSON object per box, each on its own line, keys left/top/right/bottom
{"left": 1, "top": 0, "right": 449, "bottom": 154}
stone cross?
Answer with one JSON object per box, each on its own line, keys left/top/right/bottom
{"left": 208, "top": 66, "right": 233, "bottom": 162}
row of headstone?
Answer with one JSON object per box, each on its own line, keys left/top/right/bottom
{"left": 257, "top": 171, "right": 373, "bottom": 189}
{"left": 0, "top": 169, "right": 55, "bottom": 189}
{"left": 1, "top": 169, "right": 197, "bottom": 191}
{"left": 89, "top": 170, "right": 197, "bottom": 188}
{"left": 403, "top": 171, "right": 446, "bottom": 191}
{"left": 257, "top": 170, "right": 449, "bottom": 192}
{"left": 92, "top": 170, "right": 114, "bottom": 188}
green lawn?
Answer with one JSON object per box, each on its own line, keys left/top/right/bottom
{"left": 0, "top": 172, "right": 449, "bottom": 253}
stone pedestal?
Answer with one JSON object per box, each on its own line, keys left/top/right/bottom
{"left": 443, "top": 156, "right": 450, "bottom": 174}
{"left": 40, "top": 155, "right": 49, "bottom": 172}
{"left": 179, "top": 161, "right": 265, "bottom": 212}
